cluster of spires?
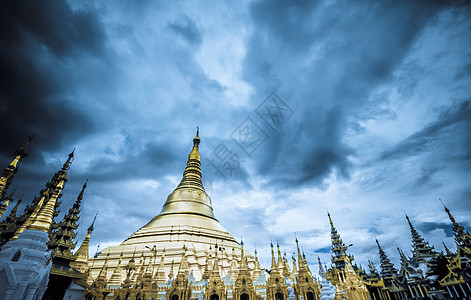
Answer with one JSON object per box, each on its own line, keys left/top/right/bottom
{"left": 0, "top": 136, "right": 97, "bottom": 287}
{"left": 325, "top": 204, "right": 471, "bottom": 299}
{"left": 2, "top": 130, "right": 470, "bottom": 300}
{"left": 85, "top": 235, "right": 321, "bottom": 300}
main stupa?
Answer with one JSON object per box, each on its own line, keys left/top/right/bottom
{"left": 89, "top": 130, "right": 256, "bottom": 284}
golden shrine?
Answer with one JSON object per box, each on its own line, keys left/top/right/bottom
{"left": 84, "top": 130, "right": 321, "bottom": 300}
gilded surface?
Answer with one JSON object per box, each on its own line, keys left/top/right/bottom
{"left": 88, "top": 131, "right": 248, "bottom": 283}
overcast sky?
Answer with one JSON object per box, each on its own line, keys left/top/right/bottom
{"left": 1, "top": 0, "right": 470, "bottom": 273}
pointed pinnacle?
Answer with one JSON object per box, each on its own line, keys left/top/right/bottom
{"left": 88, "top": 211, "right": 98, "bottom": 232}
{"left": 440, "top": 199, "right": 456, "bottom": 224}
{"left": 327, "top": 211, "right": 334, "bottom": 228}
{"left": 375, "top": 239, "right": 382, "bottom": 249}
{"left": 14, "top": 133, "right": 35, "bottom": 157}
{"left": 62, "top": 149, "right": 75, "bottom": 171}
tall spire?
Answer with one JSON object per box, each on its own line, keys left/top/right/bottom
{"left": 405, "top": 214, "right": 436, "bottom": 265}
{"left": 159, "top": 129, "right": 215, "bottom": 219}
{"left": 108, "top": 250, "right": 125, "bottom": 285}
{"left": 440, "top": 201, "right": 471, "bottom": 251}
{"left": 270, "top": 242, "right": 277, "bottom": 271}
{"left": 12, "top": 151, "right": 73, "bottom": 239}
{"left": 210, "top": 243, "right": 221, "bottom": 278}
{"left": 155, "top": 250, "right": 167, "bottom": 283}
{"left": 277, "top": 242, "right": 284, "bottom": 269}
{"left": 328, "top": 212, "right": 350, "bottom": 269}
{"left": 237, "top": 238, "right": 250, "bottom": 279}
{"left": 375, "top": 239, "right": 398, "bottom": 286}
{"left": 253, "top": 249, "right": 262, "bottom": 280}
{"left": 5, "top": 196, "right": 22, "bottom": 219}
{"left": 48, "top": 179, "right": 88, "bottom": 259}
{"left": 176, "top": 128, "right": 203, "bottom": 191}
{"left": 178, "top": 244, "right": 189, "bottom": 276}
{"left": 295, "top": 235, "right": 303, "bottom": 267}
{"left": 0, "top": 134, "right": 33, "bottom": 201}
{"left": 72, "top": 213, "right": 97, "bottom": 273}
{"left": 318, "top": 256, "right": 325, "bottom": 276}
{"left": 442, "top": 242, "right": 452, "bottom": 256}
{"left": 0, "top": 189, "right": 15, "bottom": 219}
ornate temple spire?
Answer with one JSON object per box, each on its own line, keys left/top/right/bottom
{"left": 133, "top": 253, "right": 146, "bottom": 283}
{"left": 328, "top": 212, "right": 350, "bottom": 269}
{"left": 11, "top": 187, "right": 48, "bottom": 239}
{"left": 73, "top": 213, "right": 97, "bottom": 273}
{"left": 292, "top": 256, "right": 298, "bottom": 276}
{"left": 96, "top": 252, "right": 110, "bottom": 287}
{"left": 49, "top": 179, "right": 88, "bottom": 259}
{"left": 176, "top": 128, "right": 203, "bottom": 191}
{"left": 440, "top": 199, "right": 456, "bottom": 224}
{"left": 277, "top": 242, "right": 284, "bottom": 269}
{"left": 159, "top": 129, "right": 216, "bottom": 219}
{"left": 108, "top": 250, "right": 124, "bottom": 285}
{"left": 441, "top": 201, "right": 471, "bottom": 250}
{"left": 270, "top": 242, "right": 277, "bottom": 272}
{"left": 295, "top": 236, "right": 303, "bottom": 267}
{"left": 318, "top": 256, "right": 325, "bottom": 276}
{"left": 178, "top": 244, "right": 189, "bottom": 276}
{"left": 0, "top": 189, "right": 15, "bottom": 219}
{"left": 11, "top": 150, "right": 73, "bottom": 239}
{"left": 368, "top": 260, "right": 378, "bottom": 276}
{"left": 155, "top": 250, "right": 167, "bottom": 283}
{"left": 210, "top": 243, "right": 221, "bottom": 278}
{"left": 442, "top": 242, "right": 452, "bottom": 256}
{"left": 7, "top": 195, "right": 21, "bottom": 218}
{"left": 397, "top": 247, "right": 408, "bottom": 265}
{"left": 376, "top": 239, "right": 398, "bottom": 285}
{"left": 253, "top": 249, "right": 262, "bottom": 280}
{"left": 0, "top": 134, "right": 33, "bottom": 201}
{"left": 237, "top": 239, "right": 250, "bottom": 279}
{"left": 405, "top": 214, "right": 436, "bottom": 265}
{"left": 282, "top": 252, "right": 290, "bottom": 278}
{"left": 202, "top": 245, "right": 213, "bottom": 280}
{"left": 168, "top": 258, "right": 175, "bottom": 279}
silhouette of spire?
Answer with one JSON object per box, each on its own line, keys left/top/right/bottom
{"left": 376, "top": 239, "right": 398, "bottom": 286}
{"left": 0, "top": 135, "right": 33, "bottom": 200}
{"left": 405, "top": 214, "right": 436, "bottom": 265}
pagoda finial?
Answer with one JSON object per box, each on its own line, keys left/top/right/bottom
{"left": 397, "top": 247, "right": 407, "bottom": 262}
{"left": 318, "top": 256, "right": 325, "bottom": 276}
{"left": 7, "top": 196, "right": 22, "bottom": 218}
{"left": 73, "top": 216, "right": 97, "bottom": 272}
{"left": 0, "top": 135, "right": 33, "bottom": 200}
{"left": 277, "top": 241, "right": 283, "bottom": 267}
{"left": 89, "top": 211, "right": 98, "bottom": 232}
{"left": 327, "top": 210, "right": 334, "bottom": 228}
{"left": 440, "top": 199, "right": 456, "bottom": 224}
{"left": 295, "top": 235, "right": 303, "bottom": 265}
{"left": 76, "top": 179, "right": 88, "bottom": 204}
{"left": 270, "top": 242, "right": 277, "bottom": 270}
{"left": 62, "top": 149, "right": 75, "bottom": 171}
{"left": 442, "top": 242, "right": 452, "bottom": 256}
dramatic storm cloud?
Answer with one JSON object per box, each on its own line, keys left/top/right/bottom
{"left": 1, "top": 0, "right": 470, "bottom": 272}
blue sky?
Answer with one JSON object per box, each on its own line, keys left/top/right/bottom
{"left": 1, "top": 0, "right": 470, "bottom": 272}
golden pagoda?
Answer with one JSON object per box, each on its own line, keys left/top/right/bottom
{"left": 89, "top": 130, "right": 256, "bottom": 288}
